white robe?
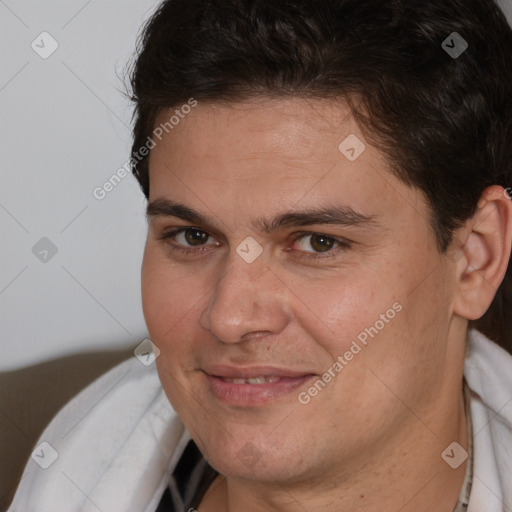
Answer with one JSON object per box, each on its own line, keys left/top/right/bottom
{"left": 7, "top": 329, "right": 512, "bottom": 512}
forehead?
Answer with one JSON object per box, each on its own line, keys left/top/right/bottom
{"left": 147, "top": 97, "right": 431, "bottom": 235}
{"left": 150, "top": 97, "right": 361, "bottom": 169}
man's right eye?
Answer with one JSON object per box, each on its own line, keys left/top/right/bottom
{"left": 158, "top": 227, "right": 220, "bottom": 254}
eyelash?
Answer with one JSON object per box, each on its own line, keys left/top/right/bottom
{"left": 158, "top": 228, "right": 351, "bottom": 260}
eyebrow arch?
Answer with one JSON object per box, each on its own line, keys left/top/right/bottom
{"left": 253, "top": 207, "right": 377, "bottom": 233}
{"left": 147, "top": 199, "right": 208, "bottom": 225}
{"left": 146, "top": 198, "right": 378, "bottom": 233}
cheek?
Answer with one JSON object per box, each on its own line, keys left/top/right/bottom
{"left": 288, "top": 272, "right": 401, "bottom": 357}
{"left": 351, "top": 261, "right": 455, "bottom": 412}
{"left": 141, "top": 251, "right": 205, "bottom": 410}
{"left": 141, "top": 247, "right": 203, "bottom": 343}
{"left": 287, "top": 258, "right": 447, "bottom": 402}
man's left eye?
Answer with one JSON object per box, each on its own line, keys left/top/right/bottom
{"left": 293, "top": 233, "right": 345, "bottom": 253}
{"left": 176, "top": 228, "right": 212, "bottom": 246}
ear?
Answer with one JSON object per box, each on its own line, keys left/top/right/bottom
{"left": 452, "top": 185, "right": 512, "bottom": 320}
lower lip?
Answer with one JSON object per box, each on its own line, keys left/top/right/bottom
{"left": 204, "top": 373, "right": 315, "bottom": 406}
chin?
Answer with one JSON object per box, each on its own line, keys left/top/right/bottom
{"left": 196, "top": 430, "right": 312, "bottom": 484}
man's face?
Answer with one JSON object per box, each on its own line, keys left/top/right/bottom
{"left": 142, "top": 98, "right": 458, "bottom": 484}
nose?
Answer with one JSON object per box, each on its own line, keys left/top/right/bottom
{"left": 200, "top": 252, "right": 290, "bottom": 344}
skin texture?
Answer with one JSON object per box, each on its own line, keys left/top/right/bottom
{"left": 141, "top": 97, "right": 512, "bottom": 512}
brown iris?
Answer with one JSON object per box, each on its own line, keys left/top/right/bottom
{"left": 309, "top": 234, "right": 335, "bottom": 252}
{"left": 184, "top": 228, "right": 209, "bottom": 246}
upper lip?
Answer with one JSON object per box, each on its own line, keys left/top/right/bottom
{"left": 202, "top": 364, "right": 316, "bottom": 379}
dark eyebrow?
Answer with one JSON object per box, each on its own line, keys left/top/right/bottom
{"left": 147, "top": 199, "right": 207, "bottom": 225}
{"left": 146, "top": 198, "right": 378, "bottom": 233}
{"left": 252, "top": 207, "right": 377, "bottom": 233}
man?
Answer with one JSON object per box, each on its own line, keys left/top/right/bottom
{"left": 8, "top": 0, "right": 512, "bottom": 511}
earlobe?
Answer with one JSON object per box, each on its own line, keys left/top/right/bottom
{"left": 453, "top": 185, "right": 512, "bottom": 321}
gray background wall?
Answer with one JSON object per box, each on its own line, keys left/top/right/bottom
{"left": 0, "top": 0, "right": 159, "bottom": 370}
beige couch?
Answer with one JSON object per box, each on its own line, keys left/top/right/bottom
{"left": 0, "top": 348, "right": 133, "bottom": 512}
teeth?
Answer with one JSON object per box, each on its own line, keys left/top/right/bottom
{"left": 222, "top": 376, "right": 282, "bottom": 384}
{"left": 247, "top": 377, "right": 266, "bottom": 384}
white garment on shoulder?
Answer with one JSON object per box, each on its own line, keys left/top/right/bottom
{"left": 7, "top": 329, "right": 512, "bottom": 512}
{"left": 7, "top": 354, "right": 190, "bottom": 512}
{"left": 465, "top": 330, "right": 512, "bottom": 511}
